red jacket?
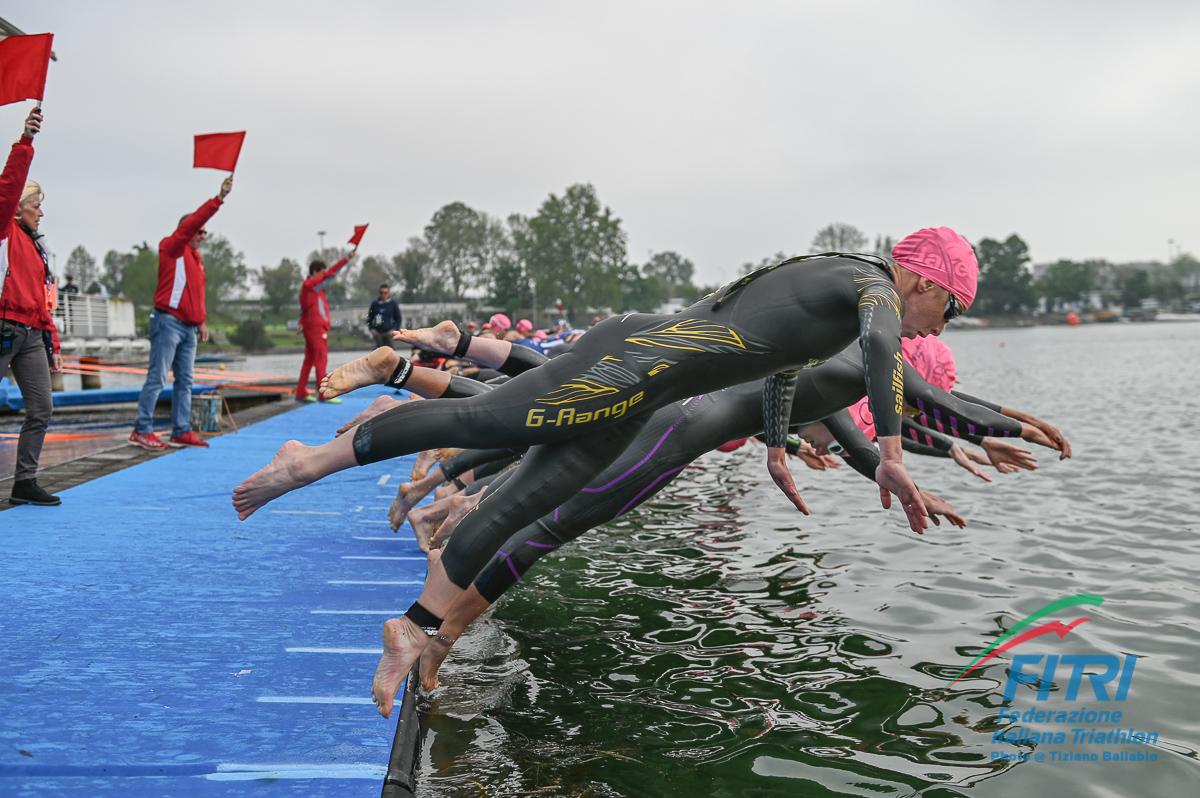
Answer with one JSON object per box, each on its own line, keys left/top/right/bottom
{"left": 154, "top": 197, "right": 222, "bottom": 326}
{"left": 299, "top": 257, "right": 348, "bottom": 334}
{"left": 0, "top": 136, "right": 59, "bottom": 353}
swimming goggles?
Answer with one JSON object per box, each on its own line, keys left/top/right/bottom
{"left": 944, "top": 294, "right": 965, "bottom": 322}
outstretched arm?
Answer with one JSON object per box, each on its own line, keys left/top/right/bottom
{"left": 305, "top": 251, "right": 353, "bottom": 291}
{"left": 954, "top": 390, "right": 1072, "bottom": 459}
{"left": 918, "top": 380, "right": 1071, "bottom": 458}
{"left": 763, "top": 370, "right": 808, "bottom": 514}
{"left": 855, "top": 271, "right": 927, "bottom": 532}
{"left": 0, "top": 109, "right": 38, "bottom": 232}
{"left": 162, "top": 196, "right": 223, "bottom": 258}
{"left": 903, "top": 365, "right": 1022, "bottom": 441}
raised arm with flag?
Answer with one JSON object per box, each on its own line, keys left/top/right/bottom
{"left": 0, "top": 106, "right": 62, "bottom": 507}
{"left": 295, "top": 241, "right": 358, "bottom": 402}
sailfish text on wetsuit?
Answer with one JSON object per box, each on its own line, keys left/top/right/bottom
{"left": 892, "top": 351, "right": 905, "bottom": 415}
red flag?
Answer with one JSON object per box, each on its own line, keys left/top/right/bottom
{"left": 348, "top": 224, "right": 369, "bottom": 247}
{"left": 193, "top": 131, "right": 246, "bottom": 172}
{"left": 0, "top": 33, "right": 54, "bottom": 106}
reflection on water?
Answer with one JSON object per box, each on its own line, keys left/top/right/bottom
{"left": 414, "top": 323, "right": 1200, "bottom": 797}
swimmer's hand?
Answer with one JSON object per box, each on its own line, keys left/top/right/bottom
{"left": 876, "top": 438, "right": 928, "bottom": 534}
{"left": 919, "top": 489, "right": 966, "bottom": 529}
{"left": 981, "top": 437, "right": 1037, "bottom": 473}
{"left": 766, "top": 446, "right": 810, "bottom": 515}
{"left": 1020, "top": 421, "right": 1071, "bottom": 460}
{"left": 794, "top": 439, "right": 837, "bottom": 471}
{"left": 950, "top": 444, "right": 993, "bottom": 482}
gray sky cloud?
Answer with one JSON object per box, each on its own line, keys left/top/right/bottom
{"left": 9, "top": 1, "right": 1200, "bottom": 284}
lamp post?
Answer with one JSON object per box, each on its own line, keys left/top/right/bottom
{"left": 318, "top": 230, "right": 327, "bottom": 253}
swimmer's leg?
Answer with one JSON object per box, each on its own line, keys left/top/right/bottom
{"left": 375, "top": 418, "right": 647, "bottom": 707}
{"left": 419, "top": 517, "right": 563, "bottom": 692}
{"left": 393, "top": 320, "right": 547, "bottom": 374}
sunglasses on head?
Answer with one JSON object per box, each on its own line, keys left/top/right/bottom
{"left": 944, "top": 293, "right": 964, "bottom": 321}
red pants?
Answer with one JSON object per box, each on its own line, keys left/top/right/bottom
{"left": 296, "top": 329, "right": 329, "bottom": 399}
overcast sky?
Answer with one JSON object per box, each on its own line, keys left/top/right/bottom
{"left": 7, "top": 1, "right": 1199, "bottom": 284}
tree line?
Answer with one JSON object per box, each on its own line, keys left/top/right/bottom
{"left": 64, "top": 183, "right": 713, "bottom": 322}
{"left": 60, "top": 200, "right": 1200, "bottom": 322}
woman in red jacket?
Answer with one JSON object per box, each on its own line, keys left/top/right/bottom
{"left": 0, "top": 107, "right": 63, "bottom": 506}
{"left": 295, "top": 247, "right": 355, "bottom": 402}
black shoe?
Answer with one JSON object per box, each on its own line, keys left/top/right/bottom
{"left": 9, "top": 479, "right": 62, "bottom": 506}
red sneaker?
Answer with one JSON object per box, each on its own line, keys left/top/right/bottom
{"left": 128, "top": 430, "right": 171, "bottom": 452}
{"left": 170, "top": 431, "right": 211, "bottom": 448}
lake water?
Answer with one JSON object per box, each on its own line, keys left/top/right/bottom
{"left": 413, "top": 322, "right": 1200, "bottom": 797}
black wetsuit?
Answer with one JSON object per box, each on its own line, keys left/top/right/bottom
{"left": 355, "top": 255, "right": 908, "bottom": 590}
{"left": 452, "top": 345, "right": 1023, "bottom": 602}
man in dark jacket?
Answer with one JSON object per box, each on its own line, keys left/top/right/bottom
{"left": 367, "top": 284, "right": 401, "bottom": 347}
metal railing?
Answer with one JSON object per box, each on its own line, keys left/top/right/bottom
{"left": 52, "top": 294, "right": 136, "bottom": 339}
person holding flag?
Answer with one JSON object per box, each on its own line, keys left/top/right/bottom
{"left": 1, "top": 106, "right": 63, "bottom": 506}
{"left": 295, "top": 232, "right": 362, "bottom": 402}
{"left": 128, "top": 174, "right": 234, "bottom": 451}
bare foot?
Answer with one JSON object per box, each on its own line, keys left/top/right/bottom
{"left": 388, "top": 486, "right": 409, "bottom": 533}
{"left": 391, "top": 320, "right": 461, "bottom": 356}
{"left": 418, "top": 633, "right": 455, "bottom": 693}
{"left": 410, "top": 449, "right": 437, "bottom": 482}
{"left": 417, "top": 580, "right": 492, "bottom": 693}
{"left": 390, "top": 478, "right": 434, "bottom": 530}
{"left": 371, "top": 617, "right": 429, "bottom": 718}
{"left": 408, "top": 501, "right": 450, "bottom": 550}
{"left": 335, "top": 395, "right": 402, "bottom": 437}
{"left": 434, "top": 447, "right": 464, "bottom": 464}
{"left": 430, "top": 488, "right": 486, "bottom": 548}
{"left": 320, "top": 347, "right": 400, "bottom": 400}
{"left": 434, "top": 483, "right": 459, "bottom": 502}
{"left": 232, "top": 440, "right": 313, "bottom": 520}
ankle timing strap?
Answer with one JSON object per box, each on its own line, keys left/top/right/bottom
{"left": 453, "top": 330, "right": 472, "bottom": 358}
{"left": 404, "top": 601, "right": 443, "bottom": 631}
{"left": 388, "top": 357, "right": 413, "bottom": 390}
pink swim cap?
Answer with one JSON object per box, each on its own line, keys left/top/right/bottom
{"left": 850, "top": 336, "right": 958, "bottom": 440}
{"left": 902, "top": 335, "right": 956, "bottom": 392}
{"left": 516, "top": 318, "right": 533, "bottom": 334}
{"left": 892, "top": 227, "right": 978, "bottom": 308}
{"left": 488, "top": 313, "right": 512, "bottom": 331}
{"left": 533, "top": 329, "right": 548, "bottom": 340}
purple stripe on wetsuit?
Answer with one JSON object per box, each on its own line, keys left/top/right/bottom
{"left": 582, "top": 421, "right": 681, "bottom": 493}
{"left": 581, "top": 397, "right": 704, "bottom": 495}
{"left": 615, "top": 464, "right": 689, "bottom": 518}
{"left": 498, "top": 549, "right": 522, "bottom": 582}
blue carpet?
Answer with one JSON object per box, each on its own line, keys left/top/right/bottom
{"left": 0, "top": 386, "right": 425, "bottom": 796}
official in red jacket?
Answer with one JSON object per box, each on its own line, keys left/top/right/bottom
{"left": 295, "top": 248, "right": 354, "bottom": 401}
{"left": 0, "top": 107, "right": 62, "bottom": 506}
{"left": 129, "top": 176, "right": 233, "bottom": 451}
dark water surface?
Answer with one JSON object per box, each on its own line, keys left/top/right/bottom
{"left": 415, "top": 322, "right": 1200, "bottom": 797}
